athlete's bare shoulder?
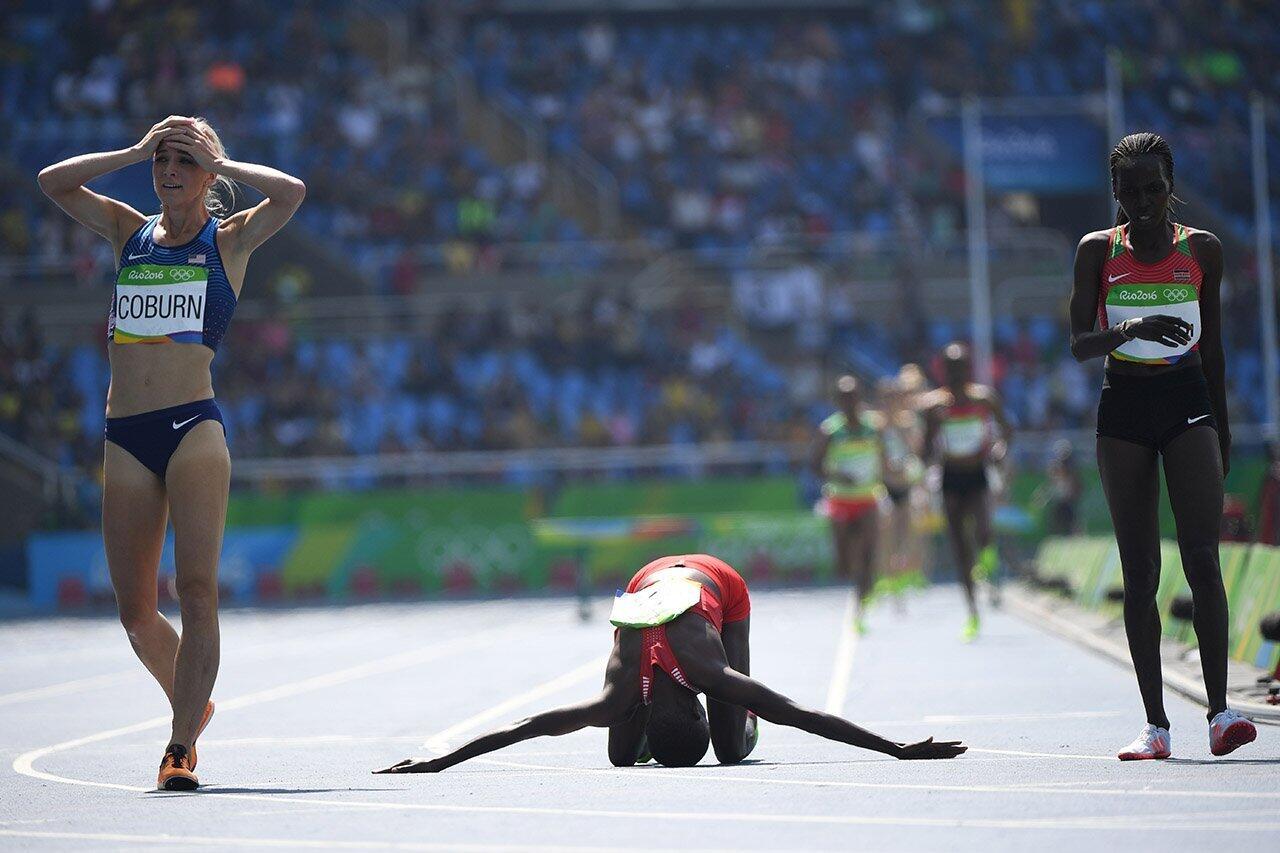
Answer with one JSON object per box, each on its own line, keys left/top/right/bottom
{"left": 665, "top": 611, "right": 729, "bottom": 678}
{"left": 967, "top": 383, "right": 998, "bottom": 403}
{"left": 1185, "top": 226, "right": 1223, "bottom": 265}
{"left": 1076, "top": 228, "right": 1112, "bottom": 261}
{"left": 917, "top": 388, "right": 951, "bottom": 416}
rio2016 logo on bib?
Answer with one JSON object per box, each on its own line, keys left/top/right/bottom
{"left": 1105, "top": 282, "right": 1200, "bottom": 363}
{"left": 113, "top": 264, "right": 207, "bottom": 343}
{"left": 1106, "top": 283, "right": 1195, "bottom": 306}
{"left": 1108, "top": 286, "right": 1193, "bottom": 303}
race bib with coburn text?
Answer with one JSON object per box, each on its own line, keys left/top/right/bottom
{"left": 112, "top": 264, "right": 207, "bottom": 343}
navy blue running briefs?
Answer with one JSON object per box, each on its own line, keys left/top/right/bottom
{"left": 104, "top": 398, "right": 224, "bottom": 480}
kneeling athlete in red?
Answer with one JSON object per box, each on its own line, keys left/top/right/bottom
{"left": 377, "top": 554, "right": 965, "bottom": 772}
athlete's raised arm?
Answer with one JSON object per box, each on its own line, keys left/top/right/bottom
{"left": 375, "top": 689, "right": 634, "bottom": 774}
{"left": 159, "top": 125, "right": 305, "bottom": 269}
{"left": 919, "top": 393, "right": 945, "bottom": 466}
{"left": 36, "top": 116, "right": 193, "bottom": 251}
{"left": 978, "top": 386, "right": 1013, "bottom": 459}
{"left": 681, "top": 644, "right": 964, "bottom": 760}
{"left": 810, "top": 425, "right": 835, "bottom": 483}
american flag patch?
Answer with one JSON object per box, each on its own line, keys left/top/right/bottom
{"left": 1173, "top": 269, "right": 1190, "bottom": 282}
{"left": 187, "top": 254, "right": 206, "bottom": 265}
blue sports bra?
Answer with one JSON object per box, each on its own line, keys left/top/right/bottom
{"left": 109, "top": 215, "right": 237, "bottom": 352}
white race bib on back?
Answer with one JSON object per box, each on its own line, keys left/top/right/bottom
{"left": 609, "top": 578, "right": 702, "bottom": 629}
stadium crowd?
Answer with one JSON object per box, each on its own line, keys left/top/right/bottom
{"left": 0, "top": 1, "right": 1277, "bottom": 518}
{"left": 462, "top": 1, "right": 1280, "bottom": 249}
{"left": 1, "top": 0, "right": 584, "bottom": 291}
{"left": 2, "top": 287, "right": 1267, "bottom": 480}
{"left": 2, "top": 1, "right": 1277, "bottom": 275}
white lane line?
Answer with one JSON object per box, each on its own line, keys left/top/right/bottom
{"left": 0, "top": 600, "right": 509, "bottom": 674}
{"left": 921, "top": 711, "right": 1125, "bottom": 724}
{"left": 746, "top": 710, "right": 1124, "bottom": 729}
{"left": 12, "top": 622, "right": 521, "bottom": 790}
{"left": 6, "top": 794, "right": 1279, "bottom": 834}
{"left": 197, "top": 736, "right": 426, "bottom": 747}
{"left": 0, "top": 671, "right": 138, "bottom": 707}
{"left": 0, "top": 604, "right": 500, "bottom": 706}
{"left": 823, "top": 591, "right": 858, "bottom": 713}
{"left": 451, "top": 751, "right": 1280, "bottom": 801}
{"left": 11, "top": 594, "right": 1278, "bottom": 833}
{"left": 0, "top": 829, "right": 678, "bottom": 851}
{"left": 423, "top": 657, "right": 607, "bottom": 752}
{"left": 966, "top": 747, "right": 1114, "bottom": 762}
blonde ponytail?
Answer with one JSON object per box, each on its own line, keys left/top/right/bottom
{"left": 192, "top": 117, "right": 238, "bottom": 217}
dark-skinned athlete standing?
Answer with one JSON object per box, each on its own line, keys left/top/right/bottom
{"left": 1069, "top": 131, "right": 1256, "bottom": 760}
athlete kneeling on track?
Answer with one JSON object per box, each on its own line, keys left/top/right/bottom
{"left": 376, "top": 554, "right": 965, "bottom": 773}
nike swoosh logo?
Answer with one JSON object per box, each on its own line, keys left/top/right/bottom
{"left": 1108, "top": 273, "right": 1130, "bottom": 283}
{"left": 127, "top": 251, "right": 149, "bottom": 260}
{"left": 1187, "top": 414, "right": 1211, "bottom": 425}
{"left": 172, "top": 415, "right": 201, "bottom": 430}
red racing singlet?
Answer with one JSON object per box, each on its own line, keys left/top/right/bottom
{"left": 623, "top": 555, "right": 752, "bottom": 703}
{"left": 940, "top": 401, "right": 992, "bottom": 461}
{"left": 1098, "top": 223, "right": 1203, "bottom": 365}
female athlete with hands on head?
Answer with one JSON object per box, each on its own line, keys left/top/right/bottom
{"left": 1068, "top": 132, "right": 1255, "bottom": 761}
{"left": 38, "top": 116, "right": 305, "bottom": 789}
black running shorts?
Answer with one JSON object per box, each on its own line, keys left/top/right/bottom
{"left": 941, "top": 465, "right": 988, "bottom": 496}
{"left": 1096, "top": 366, "right": 1217, "bottom": 452}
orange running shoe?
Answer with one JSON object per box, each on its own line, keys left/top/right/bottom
{"left": 157, "top": 744, "right": 198, "bottom": 791}
{"left": 190, "top": 701, "right": 215, "bottom": 770}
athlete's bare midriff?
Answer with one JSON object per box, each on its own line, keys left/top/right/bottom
{"left": 636, "top": 565, "right": 723, "bottom": 602}
{"left": 104, "top": 224, "right": 241, "bottom": 417}
{"left": 106, "top": 342, "right": 215, "bottom": 417}
{"left": 1104, "top": 348, "right": 1202, "bottom": 377}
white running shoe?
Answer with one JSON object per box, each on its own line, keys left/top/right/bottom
{"left": 1117, "top": 724, "right": 1171, "bottom": 760}
{"left": 1209, "top": 709, "right": 1257, "bottom": 757}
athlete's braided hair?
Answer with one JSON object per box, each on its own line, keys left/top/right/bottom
{"left": 1109, "top": 132, "right": 1180, "bottom": 226}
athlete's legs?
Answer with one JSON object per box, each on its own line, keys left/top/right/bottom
{"left": 1097, "top": 436, "right": 1168, "bottom": 729}
{"left": 1161, "top": 427, "right": 1228, "bottom": 719}
{"left": 830, "top": 518, "right": 854, "bottom": 583}
{"left": 972, "top": 488, "right": 995, "bottom": 568}
{"left": 604, "top": 630, "right": 650, "bottom": 765}
{"left": 164, "top": 421, "right": 229, "bottom": 749}
{"left": 942, "top": 492, "right": 977, "bottom": 617}
{"left": 888, "top": 497, "right": 910, "bottom": 576}
{"left": 904, "top": 488, "right": 927, "bottom": 585}
{"left": 849, "top": 511, "right": 879, "bottom": 609}
{"left": 103, "top": 442, "right": 179, "bottom": 702}
{"left": 607, "top": 705, "right": 652, "bottom": 766}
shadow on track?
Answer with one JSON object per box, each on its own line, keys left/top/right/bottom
{"left": 148, "top": 787, "right": 392, "bottom": 796}
{"left": 631, "top": 758, "right": 896, "bottom": 770}
{"left": 1165, "top": 757, "right": 1280, "bottom": 766}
